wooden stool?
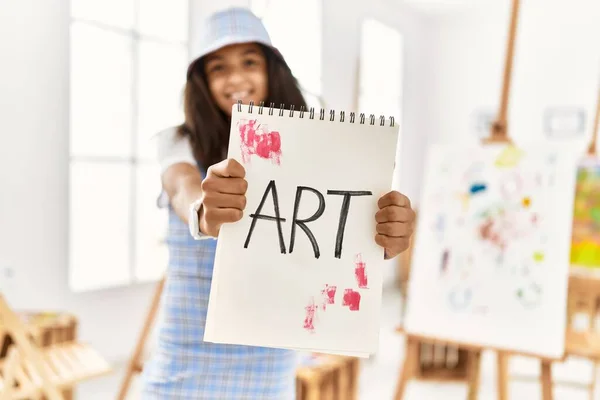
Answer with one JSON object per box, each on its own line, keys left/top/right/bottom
{"left": 295, "top": 354, "right": 360, "bottom": 400}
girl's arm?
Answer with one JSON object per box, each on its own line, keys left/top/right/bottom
{"left": 155, "top": 127, "right": 246, "bottom": 237}
{"left": 156, "top": 127, "right": 202, "bottom": 225}
{"left": 162, "top": 163, "right": 203, "bottom": 225}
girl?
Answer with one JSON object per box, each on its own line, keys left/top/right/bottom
{"left": 141, "top": 7, "right": 415, "bottom": 400}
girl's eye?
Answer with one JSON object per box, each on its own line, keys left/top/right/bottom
{"left": 208, "top": 64, "right": 224, "bottom": 73}
{"left": 243, "top": 59, "right": 257, "bottom": 67}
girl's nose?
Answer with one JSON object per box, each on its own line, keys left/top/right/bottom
{"left": 227, "top": 70, "right": 244, "bottom": 85}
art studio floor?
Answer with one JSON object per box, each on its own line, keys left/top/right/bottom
{"left": 75, "top": 288, "right": 599, "bottom": 400}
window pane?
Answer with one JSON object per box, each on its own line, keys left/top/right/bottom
{"left": 71, "top": 0, "right": 135, "bottom": 30}
{"left": 302, "top": 89, "right": 325, "bottom": 109}
{"left": 69, "top": 161, "right": 131, "bottom": 291}
{"left": 138, "top": 0, "right": 188, "bottom": 42}
{"left": 70, "top": 22, "right": 133, "bottom": 157}
{"left": 136, "top": 40, "right": 187, "bottom": 160}
{"left": 134, "top": 164, "right": 168, "bottom": 282}
{"left": 358, "top": 94, "right": 402, "bottom": 120}
{"left": 255, "top": 0, "right": 322, "bottom": 95}
{"left": 359, "top": 19, "right": 403, "bottom": 117}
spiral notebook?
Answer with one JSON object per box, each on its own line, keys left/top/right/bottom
{"left": 204, "top": 102, "right": 399, "bottom": 357}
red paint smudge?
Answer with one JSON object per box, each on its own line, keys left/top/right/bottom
{"left": 479, "top": 218, "right": 506, "bottom": 250}
{"left": 342, "top": 289, "right": 361, "bottom": 311}
{"left": 238, "top": 119, "right": 282, "bottom": 165}
{"left": 320, "top": 285, "right": 337, "bottom": 310}
{"left": 303, "top": 297, "right": 317, "bottom": 332}
{"left": 354, "top": 254, "right": 368, "bottom": 289}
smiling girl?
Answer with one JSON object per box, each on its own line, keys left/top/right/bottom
{"left": 141, "top": 7, "right": 415, "bottom": 400}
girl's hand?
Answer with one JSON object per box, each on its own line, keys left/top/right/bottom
{"left": 199, "top": 159, "right": 248, "bottom": 237}
{"left": 375, "top": 191, "right": 416, "bottom": 259}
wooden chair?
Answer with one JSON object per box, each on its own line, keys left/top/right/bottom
{"left": 0, "top": 295, "right": 111, "bottom": 400}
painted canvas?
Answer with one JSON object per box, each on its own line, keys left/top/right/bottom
{"left": 404, "top": 142, "right": 581, "bottom": 360}
{"left": 570, "top": 158, "right": 600, "bottom": 270}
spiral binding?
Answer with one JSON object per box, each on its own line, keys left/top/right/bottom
{"left": 236, "top": 100, "right": 395, "bottom": 127}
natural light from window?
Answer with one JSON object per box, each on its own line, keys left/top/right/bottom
{"left": 69, "top": 0, "right": 188, "bottom": 291}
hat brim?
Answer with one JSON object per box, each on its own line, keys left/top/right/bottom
{"left": 186, "top": 36, "right": 286, "bottom": 79}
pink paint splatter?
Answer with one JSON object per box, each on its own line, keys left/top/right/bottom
{"left": 342, "top": 289, "right": 361, "bottom": 311}
{"left": 303, "top": 297, "right": 317, "bottom": 332}
{"left": 238, "top": 119, "right": 282, "bottom": 165}
{"left": 320, "top": 285, "right": 337, "bottom": 310}
{"left": 354, "top": 254, "right": 368, "bottom": 289}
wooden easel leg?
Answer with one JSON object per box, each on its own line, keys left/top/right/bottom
{"left": 116, "top": 277, "right": 165, "bottom": 400}
{"left": 394, "top": 336, "right": 419, "bottom": 400}
{"left": 540, "top": 361, "right": 553, "bottom": 400}
{"left": 497, "top": 352, "right": 509, "bottom": 400}
{"left": 466, "top": 350, "right": 482, "bottom": 400}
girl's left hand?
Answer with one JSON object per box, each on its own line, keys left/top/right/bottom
{"left": 375, "top": 191, "right": 416, "bottom": 259}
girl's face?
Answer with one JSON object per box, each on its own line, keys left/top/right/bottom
{"left": 203, "top": 42, "right": 268, "bottom": 116}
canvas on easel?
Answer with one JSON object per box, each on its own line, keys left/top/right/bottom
{"left": 570, "top": 87, "right": 600, "bottom": 275}
{"left": 403, "top": 140, "right": 581, "bottom": 359}
{"left": 394, "top": 0, "right": 590, "bottom": 399}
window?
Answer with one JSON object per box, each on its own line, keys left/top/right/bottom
{"left": 250, "top": 0, "right": 324, "bottom": 109}
{"left": 69, "top": 0, "right": 188, "bottom": 291}
{"left": 358, "top": 19, "right": 403, "bottom": 121}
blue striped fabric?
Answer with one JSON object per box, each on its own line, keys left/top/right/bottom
{"left": 140, "top": 167, "right": 298, "bottom": 399}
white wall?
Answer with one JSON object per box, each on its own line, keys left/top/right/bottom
{"left": 427, "top": 0, "right": 600, "bottom": 147}
{"left": 0, "top": 0, "right": 432, "bottom": 364}
{"left": 322, "top": 0, "right": 433, "bottom": 205}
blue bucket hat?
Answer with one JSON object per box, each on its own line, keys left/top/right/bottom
{"left": 187, "top": 7, "right": 287, "bottom": 79}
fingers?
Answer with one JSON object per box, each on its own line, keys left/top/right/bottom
{"left": 203, "top": 207, "right": 243, "bottom": 226}
{"left": 375, "top": 234, "right": 409, "bottom": 254}
{"left": 378, "top": 191, "right": 410, "bottom": 209}
{"left": 202, "top": 191, "right": 246, "bottom": 210}
{"left": 202, "top": 176, "right": 248, "bottom": 195}
{"left": 207, "top": 158, "right": 246, "bottom": 178}
{"left": 376, "top": 222, "right": 413, "bottom": 237}
{"left": 375, "top": 205, "right": 415, "bottom": 224}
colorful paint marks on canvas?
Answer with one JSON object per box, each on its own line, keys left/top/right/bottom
{"left": 570, "top": 162, "right": 600, "bottom": 268}
{"left": 424, "top": 144, "right": 559, "bottom": 314}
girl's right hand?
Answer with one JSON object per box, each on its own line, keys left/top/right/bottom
{"left": 199, "top": 158, "right": 248, "bottom": 237}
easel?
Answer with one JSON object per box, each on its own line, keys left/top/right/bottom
{"left": 505, "top": 76, "right": 600, "bottom": 400}
{"left": 394, "top": 0, "right": 564, "bottom": 398}
{"left": 116, "top": 276, "right": 165, "bottom": 400}
{"left": 0, "top": 295, "right": 111, "bottom": 400}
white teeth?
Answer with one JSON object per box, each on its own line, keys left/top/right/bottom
{"left": 231, "top": 91, "right": 249, "bottom": 99}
